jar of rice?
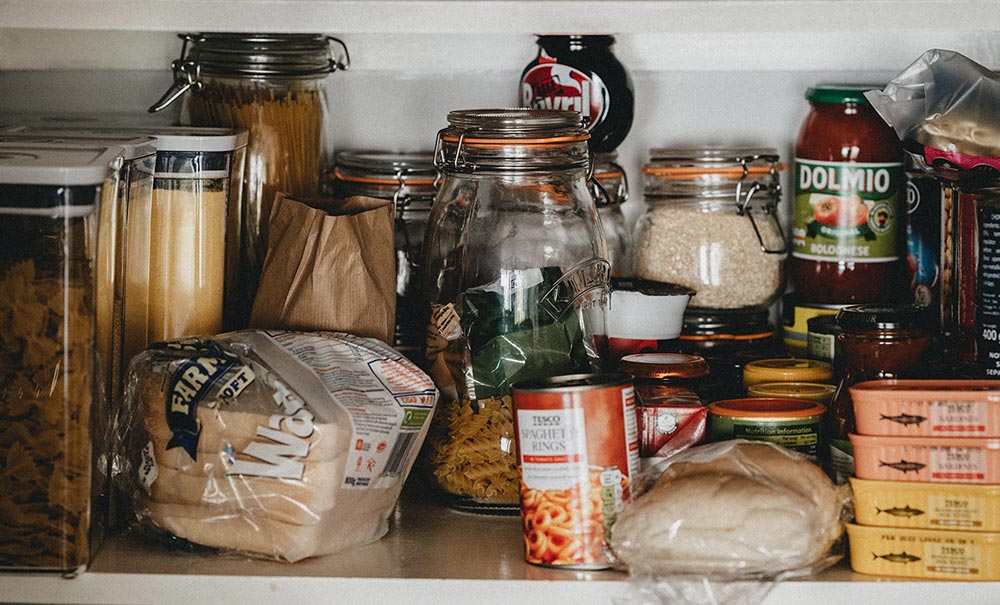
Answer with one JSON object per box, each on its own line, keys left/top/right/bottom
{"left": 634, "top": 148, "right": 787, "bottom": 311}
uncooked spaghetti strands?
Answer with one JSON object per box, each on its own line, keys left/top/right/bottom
{"left": 186, "top": 82, "right": 325, "bottom": 282}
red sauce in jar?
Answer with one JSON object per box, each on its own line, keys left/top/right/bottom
{"left": 792, "top": 85, "right": 906, "bottom": 304}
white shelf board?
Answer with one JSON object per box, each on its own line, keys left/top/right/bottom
{"left": 2, "top": 0, "right": 999, "bottom": 35}
{"left": 2, "top": 489, "right": 1000, "bottom": 605}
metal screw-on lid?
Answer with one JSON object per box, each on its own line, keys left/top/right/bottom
{"left": 806, "top": 84, "right": 881, "bottom": 105}
{"left": 837, "top": 304, "right": 931, "bottom": 332}
{"left": 619, "top": 353, "right": 710, "bottom": 380}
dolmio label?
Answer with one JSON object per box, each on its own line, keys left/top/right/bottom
{"left": 520, "top": 53, "right": 609, "bottom": 130}
{"left": 793, "top": 159, "right": 904, "bottom": 263}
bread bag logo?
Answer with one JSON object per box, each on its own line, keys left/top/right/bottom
{"left": 156, "top": 341, "right": 252, "bottom": 461}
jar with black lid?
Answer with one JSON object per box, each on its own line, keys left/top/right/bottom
{"left": 422, "top": 108, "right": 610, "bottom": 512}
{"left": 333, "top": 151, "right": 436, "bottom": 359}
{"left": 520, "top": 35, "right": 634, "bottom": 153}
{"left": 828, "top": 304, "right": 934, "bottom": 484}
{"left": 150, "top": 33, "right": 349, "bottom": 310}
{"left": 592, "top": 152, "right": 631, "bottom": 276}
{"left": 670, "top": 309, "right": 784, "bottom": 402}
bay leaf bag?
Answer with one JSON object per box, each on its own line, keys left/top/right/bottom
{"left": 249, "top": 193, "right": 395, "bottom": 344}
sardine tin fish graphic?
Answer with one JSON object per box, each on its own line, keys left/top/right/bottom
{"left": 876, "top": 505, "right": 925, "bottom": 517}
{"left": 872, "top": 551, "right": 922, "bottom": 563}
{"left": 880, "top": 412, "right": 927, "bottom": 426}
{"left": 879, "top": 459, "right": 926, "bottom": 473}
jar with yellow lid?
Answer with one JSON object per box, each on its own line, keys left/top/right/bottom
{"left": 635, "top": 147, "right": 787, "bottom": 311}
{"left": 742, "top": 358, "right": 834, "bottom": 389}
{"left": 746, "top": 381, "right": 837, "bottom": 405}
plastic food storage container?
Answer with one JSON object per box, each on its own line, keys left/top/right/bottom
{"left": 0, "top": 144, "right": 124, "bottom": 573}
{"left": 0, "top": 136, "right": 156, "bottom": 407}
{"left": 851, "top": 380, "right": 1000, "bottom": 437}
{"left": 0, "top": 126, "right": 249, "bottom": 331}
{"left": 635, "top": 148, "right": 787, "bottom": 311}
{"left": 422, "top": 109, "right": 610, "bottom": 512}
{"left": 847, "top": 523, "right": 1000, "bottom": 580}
{"left": 850, "top": 433, "right": 1000, "bottom": 483}
{"left": 850, "top": 477, "right": 1000, "bottom": 531}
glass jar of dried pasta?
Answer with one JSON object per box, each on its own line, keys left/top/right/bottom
{"left": 422, "top": 109, "right": 610, "bottom": 513}
{"left": 149, "top": 33, "right": 349, "bottom": 323}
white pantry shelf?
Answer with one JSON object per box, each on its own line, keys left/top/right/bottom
{"left": 1, "top": 491, "right": 999, "bottom": 605}
{"left": 0, "top": 0, "right": 997, "bottom": 35}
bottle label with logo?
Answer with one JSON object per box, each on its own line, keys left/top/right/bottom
{"left": 520, "top": 51, "right": 609, "bottom": 131}
{"left": 793, "top": 159, "right": 904, "bottom": 263}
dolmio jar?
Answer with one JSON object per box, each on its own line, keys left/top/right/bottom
{"left": 792, "top": 85, "right": 906, "bottom": 304}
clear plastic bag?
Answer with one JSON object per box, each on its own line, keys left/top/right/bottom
{"left": 610, "top": 440, "right": 851, "bottom": 605}
{"left": 115, "top": 329, "right": 437, "bottom": 562}
{"left": 865, "top": 49, "right": 1000, "bottom": 181}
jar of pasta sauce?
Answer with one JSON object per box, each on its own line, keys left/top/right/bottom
{"left": 792, "top": 85, "right": 906, "bottom": 304}
{"left": 828, "top": 304, "right": 933, "bottom": 484}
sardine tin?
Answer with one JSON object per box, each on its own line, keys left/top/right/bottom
{"left": 847, "top": 523, "right": 1000, "bottom": 580}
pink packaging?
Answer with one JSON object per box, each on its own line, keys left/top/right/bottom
{"left": 850, "top": 433, "right": 1000, "bottom": 484}
{"left": 851, "top": 380, "right": 1000, "bottom": 437}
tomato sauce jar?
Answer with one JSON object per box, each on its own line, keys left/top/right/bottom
{"left": 792, "top": 85, "right": 906, "bottom": 304}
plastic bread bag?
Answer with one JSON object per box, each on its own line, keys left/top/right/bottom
{"left": 114, "top": 329, "right": 437, "bottom": 562}
{"left": 609, "top": 440, "right": 852, "bottom": 605}
{"left": 865, "top": 49, "right": 1000, "bottom": 181}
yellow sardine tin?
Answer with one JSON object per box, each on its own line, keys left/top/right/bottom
{"left": 851, "top": 477, "right": 1000, "bottom": 532}
{"left": 847, "top": 523, "right": 1000, "bottom": 580}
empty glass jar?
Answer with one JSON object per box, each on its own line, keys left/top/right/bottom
{"left": 422, "top": 108, "right": 610, "bottom": 512}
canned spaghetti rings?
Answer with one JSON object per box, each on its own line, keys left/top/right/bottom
{"left": 512, "top": 373, "right": 639, "bottom": 569}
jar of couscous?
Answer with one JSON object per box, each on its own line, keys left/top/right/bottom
{"left": 634, "top": 148, "right": 787, "bottom": 312}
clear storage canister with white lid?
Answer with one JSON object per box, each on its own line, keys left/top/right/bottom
{"left": 422, "top": 108, "right": 610, "bottom": 512}
{"left": 634, "top": 148, "right": 787, "bottom": 311}
{"left": 0, "top": 136, "right": 157, "bottom": 408}
{"left": 333, "top": 150, "right": 436, "bottom": 360}
{"left": 2, "top": 126, "right": 250, "bottom": 331}
{"left": 0, "top": 144, "right": 124, "bottom": 573}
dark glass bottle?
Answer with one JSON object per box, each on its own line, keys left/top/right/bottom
{"left": 520, "top": 35, "right": 634, "bottom": 153}
{"left": 828, "top": 305, "right": 933, "bottom": 484}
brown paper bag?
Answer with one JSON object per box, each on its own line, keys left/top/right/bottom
{"left": 249, "top": 193, "right": 396, "bottom": 344}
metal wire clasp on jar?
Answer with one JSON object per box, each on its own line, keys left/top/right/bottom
{"left": 421, "top": 108, "right": 612, "bottom": 513}
{"left": 634, "top": 148, "right": 788, "bottom": 311}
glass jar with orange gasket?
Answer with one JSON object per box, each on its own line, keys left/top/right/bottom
{"left": 634, "top": 148, "right": 788, "bottom": 312}
{"left": 591, "top": 152, "right": 631, "bottom": 277}
{"left": 333, "top": 151, "right": 437, "bottom": 360}
{"left": 422, "top": 109, "right": 610, "bottom": 512}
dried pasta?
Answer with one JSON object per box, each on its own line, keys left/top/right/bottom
{"left": 426, "top": 396, "right": 519, "bottom": 503}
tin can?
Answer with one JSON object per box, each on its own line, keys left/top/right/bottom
{"left": 512, "top": 373, "right": 640, "bottom": 569}
{"left": 708, "top": 397, "right": 827, "bottom": 461}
